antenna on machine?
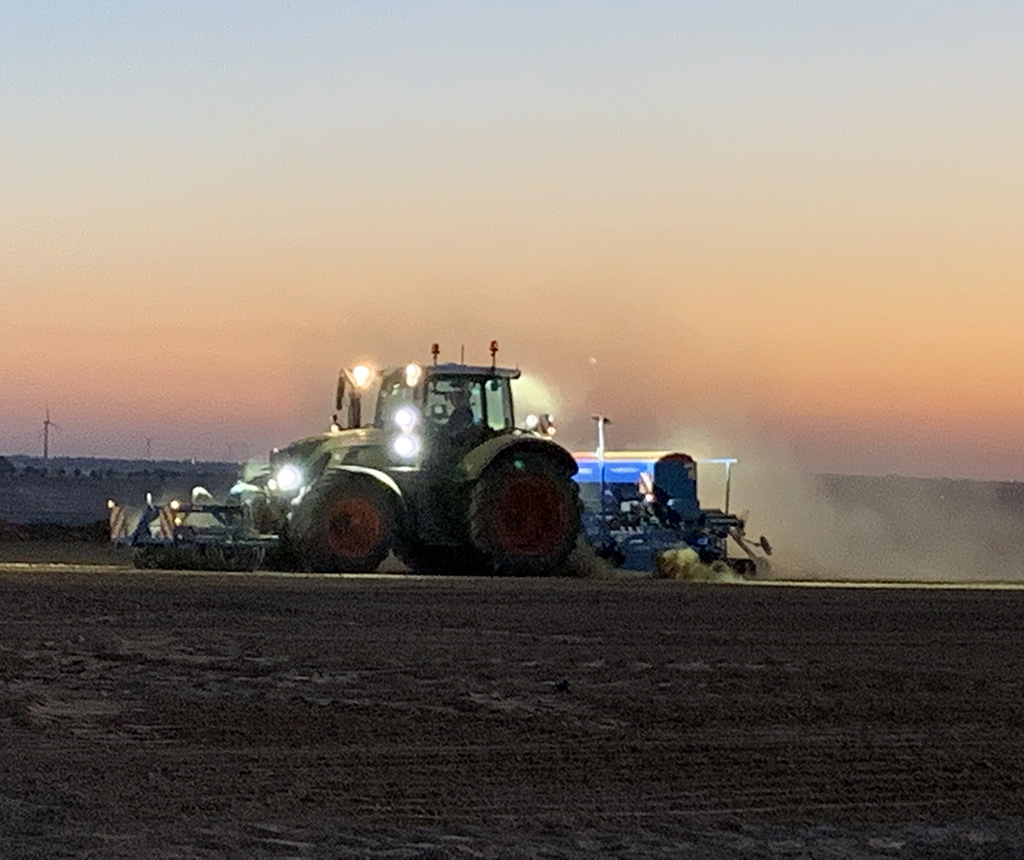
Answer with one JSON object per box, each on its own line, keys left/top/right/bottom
{"left": 431, "top": 343, "right": 440, "bottom": 366}
{"left": 591, "top": 415, "right": 611, "bottom": 515}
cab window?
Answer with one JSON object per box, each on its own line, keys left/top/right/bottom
{"left": 374, "top": 373, "right": 414, "bottom": 428}
{"left": 424, "top": 378, "right": 484, "bottom": 429}
{"left": 484, "top": 378, "right": 512, "bottom": 431}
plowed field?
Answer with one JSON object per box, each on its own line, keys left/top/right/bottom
{"left": 1, "top": 566, "right": 1023, "bottom": 857}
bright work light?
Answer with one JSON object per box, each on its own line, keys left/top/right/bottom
{"left": 274, "top": 464, "right": 303, "bottom": 492}
{"left": 393, "top": 406, "right": 419, "bottom": 432}
{"left": 392, "top": 433, "right": 421, "bottom": 460}
{"left": 351, "top": 364, "right": 375, "bottom": 389}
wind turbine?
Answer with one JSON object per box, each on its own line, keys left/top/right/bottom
{"left": 42, "top": 406, "right": 58, "bottom": 460}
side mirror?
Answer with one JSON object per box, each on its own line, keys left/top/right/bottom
{"left": 336, "top": 373, "right": 346, "bottom": 411}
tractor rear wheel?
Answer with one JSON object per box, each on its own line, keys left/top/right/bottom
{"left": 469, "top": 451, "right": 580, "bottom": 576}
{"left": 293, "top": 477, "right": 394, "bottom": 573}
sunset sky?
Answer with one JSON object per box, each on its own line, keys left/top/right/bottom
{"left": 3, "top": 2, "right": 1024, "bottom": 479}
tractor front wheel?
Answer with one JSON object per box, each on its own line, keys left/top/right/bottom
{"left": 293, "top": 478, "right": 394, "bottom": 573}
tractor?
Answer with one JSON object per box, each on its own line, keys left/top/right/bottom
{"left": 232, "top": 343, "right": 582, "bottom": 575}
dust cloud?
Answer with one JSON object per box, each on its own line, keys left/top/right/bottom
{"left": 656, "top": 424, "right": 1024, "bottom": 583}
{"left": 512, "top": 374, "right": 565, "bottom": 425}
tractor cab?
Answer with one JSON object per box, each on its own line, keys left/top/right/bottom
{"left": 374, "top": 363, "right": 519, "bottom": 464}
{"left": 423, "top": 367, "right": 514, "bottom": 433}
{"left": 332, "top": 348, "right": 524, "bottom": 469}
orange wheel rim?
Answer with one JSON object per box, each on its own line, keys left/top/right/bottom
{"left": 325, "top": 497, "right": 383, "bottom": 558}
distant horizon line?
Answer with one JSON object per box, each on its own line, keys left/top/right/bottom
{"left": 0, "top": 453, "right": 1021, "bottom": 486}
{"left": 1, "top": 454, "right": 240, "bottom": 467}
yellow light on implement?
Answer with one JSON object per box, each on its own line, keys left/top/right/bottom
{"left": 351, "top": 364, "right": 375, "bottom": 389}
{"left": 405, "top": 363, "right": 422, "bottom": 387}
{"left": 170, "top": 499, "right": 181, "bottom": 511}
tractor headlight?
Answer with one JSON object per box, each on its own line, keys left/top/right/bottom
{"left": 273, "top": 464, "right": 303, "bottom": 492}
{"left": 392, "top": 433, "right": 421, "bottom": 460}
{"left": 393, "top": 406, "right": 419, "bottom": 432}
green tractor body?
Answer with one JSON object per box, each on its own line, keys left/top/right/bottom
{"left": 244, "top": 360, "right": 580, "bottom": 574}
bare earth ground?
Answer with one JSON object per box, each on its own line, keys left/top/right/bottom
{"left": 2, "top": 555, "right": 1024, "bottom": 857}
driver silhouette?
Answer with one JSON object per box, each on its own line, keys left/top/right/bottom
{"left": 446, "top": 388, "right": 475, "bottom": 436}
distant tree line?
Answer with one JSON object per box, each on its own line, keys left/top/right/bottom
{"left": 0, "top": 457, "right": 210, "bottom": 481}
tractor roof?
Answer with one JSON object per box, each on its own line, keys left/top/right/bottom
{"left": 418, "top": 362, "right": 521, "bottom": 380}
